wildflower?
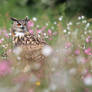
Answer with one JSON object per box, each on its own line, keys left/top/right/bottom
{"left": 42, "top": 45, "right": 53, "bottom": 56}
{"left": 1, "top": 38, "right": 4, "bottom": 41}
{"left": 48, "top": 29, "right": 52, "bottom": 36}
{"left": 67, "top": 26, "right": 70, "bottom": 30}
{"left": 0, "top": 40, "right": 2, "bottom": 44}
{"left": 82, "top": 20, "right": 87, "bottom": 24}
{"left": 81, "top": 16, "right": 85, "bottom": 19}
{"left": 37, "top": 29, "right": 42, "bottom": 34}
{"left": 29, "top": 29, "right": 34, "bottom": 34}
{"left": 0, "top": 61, "right": 11, "bottom": 76}
{"left": 58, "top": 16, "right": 63, "bottom": 21}
{"left": 84, "top": 31, "right": 87, "bottom": 35}
{"left": 5, "top": 33, "right": 9, "bottom": 38}
{"left": 88, "top": 30, "right": 92, "bottom": 33}
{"left": 85, "top": 23, "right": 90, "bottom": 30}
{"left": 78, "top": 16, "right": 81, "bottom": 20}
{"left": 83, "top": 74, "right": 92, "bottom": 85}
{"left": 75, "top": 49, "right": 80, "bottom": 55}
{"left": 86, "top": 36, "right": 90, "bottom": 43}
{"left": 35, "top": 81, "right": 40, "bottom": 86}
{"left": 27, "top": 20, "right": 34, "bottom": 27}
{"left": 65, "top": 42, "right": 72, "bottom": 48}
{"left": 8, "top": 33, "right": 11, "bottom": 36}
{"left": 63, "top": 29, "right": 67, "bottom": 33}
{"left": 32, "top": 17, "right": 37, "bottom": 21}
{"left": 36, "top": 25, "right": 40, "bottom": 28}
{"left": 84, "top": 48, "right": 92, "bottom": 55}
{"left": 68, "top": 31, "right": 71, "bottom": 35}
{"left": 68, "top": 22, "right": 72, "bottom": 26}
{"left": 76, "top": 56, "right": 87, "bottom": 64}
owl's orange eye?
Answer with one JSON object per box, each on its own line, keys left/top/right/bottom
{"left": 17, "top": 23, "right": 21, "bottom": 26}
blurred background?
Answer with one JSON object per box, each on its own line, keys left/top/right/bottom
{"left": 0, "top": 0, "right": 92, "bottom": 28}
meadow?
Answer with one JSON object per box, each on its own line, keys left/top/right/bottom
{"left": 0, "top": 14, "right": 92, "bottom": 92}
{"left": 0, "top": 0, "right": 92, "bottom": 92}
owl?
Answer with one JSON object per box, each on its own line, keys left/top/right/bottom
{"left": 10, "top": 16, "right": 47, "bottom": 72}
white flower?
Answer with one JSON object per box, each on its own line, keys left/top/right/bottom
{"left": 81, "top": 16, "right": 85, "bottom": 19}
{"left": 42, "top": 45, "right": 53, "bottom": 56}
{"left": 86, "top": 23, "right": 90, "bottom": 28}
{"left": 68, "top": 22, "right": 72, "bottom": 26}
{"left": 63, "top": 29, "right": 67, "bottom": 33}
{"left": 43, "top": 33, "right": 47, "bottom": 36}
{"left": 36, "top": 25, "right": 40, "bottom": 28}
{"left": 69, "top": 68, "right": 76, "bottom": 75}
{"left": 32, "top": 17, "right": 37, "bottom": 21}
{"left": 88, "top": 30, "right": 92, "bottom": 33}
{"left": 83, "top": 75, "right": 92, "bottom": 85}
{"left": 67, "top": 26, "right": 70, "bottom": 30}
{"left": 17, "top": 56, "right": 21, "bottom": 60}
{"left": 82, "top": 20, "right": 87, "bottom": 24}
{"left": 8, "top": 33, "right": 11, "bottom": 36}
{"left": 45, "top": 36, "right": 48, "bottom": 38}
{"left": 78, "top": 16, "right": 81, "bottom": 20}
{"left": 1, "top": 38, "right": 4, "bottom": 41}
{"left": 84, "top": 31, "right": 87, "bottom": 35}
{"left": 58, "top": 16, "right": 63, "bottom": 21}
{"left": 68, "top": 31, "right": 71, "bottom": 35}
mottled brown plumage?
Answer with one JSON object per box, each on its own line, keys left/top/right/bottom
{"left": 10, "top": 17, "right": 47, "bottom": 68}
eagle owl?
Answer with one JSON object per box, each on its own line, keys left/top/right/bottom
{"left": 10, "top": 16, "right": 47, "bottom": 72}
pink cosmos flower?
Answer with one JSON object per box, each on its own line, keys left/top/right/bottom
{"left": 37, "top": 29, "right": 42, "bottom": 34}
{"left": 84, "top": 48, "right": 92, "bottom": 55}
{"left": 0, "top": 40, "right": 2, "bottom": 44}
{"left": 65, "top": 42, "right": 72, "bottom": 48}
{"left": 29, "top": 29, "right": 34, "bottom": 34}
{"left": 27, "top": 20, "right": 34, "bottom": 28}
{"left": 86, "top": 36, "right": 90, "bottom": 43}
{"left": 0, "top": 61, "right": 11, "bottom": 76}
{"left": 5, "top": 33, "right": 9, "bottom": 38}
{"left": 48, "top": 29, "right": 52, "bottom": 36}
{"left": 75, "top": 49, "right": 80, "bottom": 55}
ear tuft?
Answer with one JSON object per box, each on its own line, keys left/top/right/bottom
{"left": 25, "top": 16, "right": 30, "bottom": 22}
{"left": 10, "top": 17, "right": 17, "bottom": 21}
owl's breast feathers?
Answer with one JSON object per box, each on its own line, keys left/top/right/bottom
{"left": 13, "top": 32, "right": 47, "bottom": 63}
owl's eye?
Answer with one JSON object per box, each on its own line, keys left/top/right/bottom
{"left": 17, "top": 23, "right": 21, "bottom": 26}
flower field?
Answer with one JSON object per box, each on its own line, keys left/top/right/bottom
{"left": 0, "top": 15, "right": 92, "bottom": 92}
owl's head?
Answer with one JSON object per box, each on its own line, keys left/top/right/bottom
{"left": 11, "top": 16, "right": 29, "bottom": 34}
